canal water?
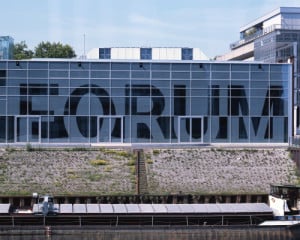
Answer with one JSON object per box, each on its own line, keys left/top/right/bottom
{"left": 0, "top": 227, "right": 298, "bottom": 240}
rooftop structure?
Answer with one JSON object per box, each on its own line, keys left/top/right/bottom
{"left": 87, "top": 47, "right": 209, "bottom": 61}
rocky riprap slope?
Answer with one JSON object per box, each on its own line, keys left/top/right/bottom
{"left": 146, "top": 148, "right": 299, "bottom": 194}
{"left": 0, "top": 147, "right": 297, "bottom": 196}
{"left": 0, "top": 148, "right": 135, "bottom": 196}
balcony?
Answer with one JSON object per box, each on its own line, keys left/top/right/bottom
{"left": 230, "top": 24, "right": 300, "bottom": 50}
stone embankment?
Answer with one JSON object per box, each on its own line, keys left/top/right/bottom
{"left": 0, "top": 147, "right": 297, "bottom": 196}
{"left": 146, "top": 148, "right": 299, "bottom": 194}
{"left": 0, "top": 148, "right": 136, "bottom": 196}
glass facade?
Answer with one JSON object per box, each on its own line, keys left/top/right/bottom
{"left": 0, "top": 36, "right": 14, "bottom": 60}
{"left": 254, "top": 30, "right": 300, "bottom": 130}
{"left": 0, "top": 60, "right": 291, "bottom": 144}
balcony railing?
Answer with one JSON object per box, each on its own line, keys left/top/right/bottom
{"left": 230, "top": 24, "right": 300, "bottom": 50}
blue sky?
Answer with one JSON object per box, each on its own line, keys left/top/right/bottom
{"left": 1, "top": 0, "right": 300, "bottom": 58}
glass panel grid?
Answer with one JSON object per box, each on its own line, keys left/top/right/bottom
{"left": 0, "top": 61, "right": 290, "bottom": 144}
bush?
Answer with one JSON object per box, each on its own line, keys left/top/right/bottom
{"left": 127, "top": 159, "right": 135, "bottom": 166}
{"left": 5, "top": 146, "right": 15, "bottom": 152}
{"left": 26, "top": 143, "right": 33, "bottom": 151}
{"left": 90, "top": 159, "right": 108, "bottom": 166}
{"left": 104, "top": 166, "right": 112, "bottom": 172}
{"left": 88, "top": 174, "right": 102, "bottom": 181}
{"left": 99, "top": 148, "right": 134, "bottom": 159}
{"left": 116, "top": 151, "right": 132, "bottom": 158}
{"left": 153, "top": 149, "right": 160, "bottom": 155}
{"left": 130, "top": 166, "right": 136, "bottom": 175}
{"left": 146, "top": 159, "right": 153, "bottom": 164}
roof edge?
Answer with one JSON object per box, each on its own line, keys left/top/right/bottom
{"left": 240, "top": 7, "right": 300, "bottom": 33}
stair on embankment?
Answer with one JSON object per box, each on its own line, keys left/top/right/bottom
{"left": 136, "top": 150, "right": 148, "bottom": 195}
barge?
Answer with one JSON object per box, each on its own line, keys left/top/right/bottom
{"left": 0, "top": 186, "right": 298, "bottom": 227}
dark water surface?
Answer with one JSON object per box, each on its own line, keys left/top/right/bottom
{"left": 0, "top": 227, "right": 298, "bottom": 240}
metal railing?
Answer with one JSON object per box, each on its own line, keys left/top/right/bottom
{"left": 0, "top": 214, "right": 268, "bottom": 227}
{"left": 230, "top": 24, "right": 300, "bottom": 50}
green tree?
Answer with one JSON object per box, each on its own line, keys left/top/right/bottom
{"left": 34, "top": 41, "right": 76, "bottom": 58}
{"left": 13, "top": 41, "right": 34, "bottom": 60}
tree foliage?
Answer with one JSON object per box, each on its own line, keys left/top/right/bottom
{"left": 13, "top": 41, "right": 34, "bottom": 60}
{"left": 34, "top": 41, "right": 76, "bottom": 58}
{"left": 13, "top": 41, "right": 77, "bottom": 59}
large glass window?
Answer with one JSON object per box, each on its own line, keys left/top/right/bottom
{"left": 140, "top": 48, "right": 152, "bottom": 60}
{"left": 0, "top": 117, "right": 6, "bottom": 142}
{"left": 181, "top": 48, "right": 193, "bottom": 60}
{"left": 29, "top": 62, "right": 48, "bottom": 69}
{"left": 152, "top": 63, "right": 170, "bottom": 71}
{"left": 49, "top": 62, "right": 69, "bottom": 69}
{"left": 99, "top": 48, "right": 111, "bottom": 59}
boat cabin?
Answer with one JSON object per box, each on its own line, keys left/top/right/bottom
{"left": 269, "top": 184, "right": 300, "bottom": 218}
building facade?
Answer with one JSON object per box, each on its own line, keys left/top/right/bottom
{"left": 0, "top": 36, "right": 14, "bottom": 60}
{"left": 0, "top": 60, "right": 291, "bottom": 145}
{"left": 217, "top": 7, "right": 300, "bottom": 136}
{"left": 217, "top": 7, "right": 300, "bottom": 62}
